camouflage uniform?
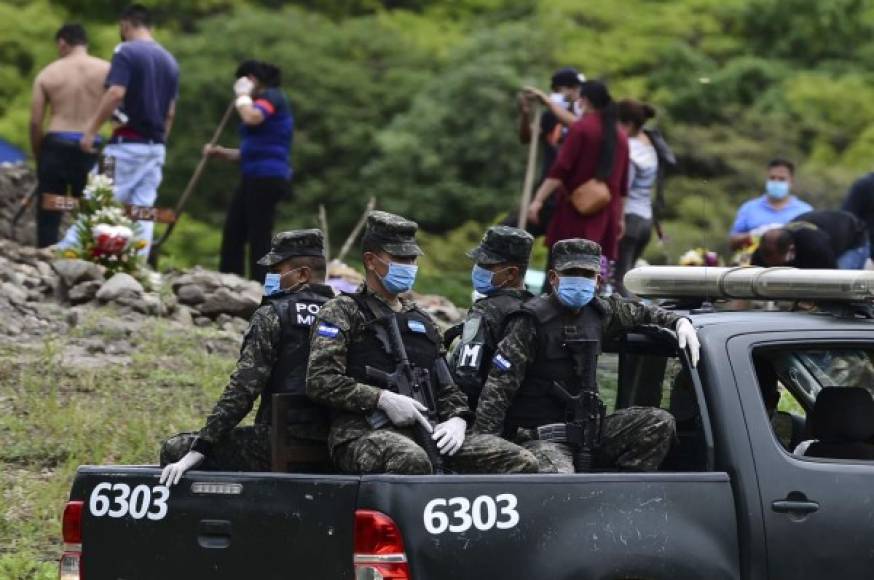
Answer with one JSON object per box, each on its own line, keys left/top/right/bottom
{"left": 160, "top": 230, "right": 333, "bottom": 471}
{"left": 306, "top": 211, "right": 538, "bottom": 475}
{"left": 450, "top": 226, "right": 534, "bottom": 409}
{"left": 474, "top": 239, "right": 679, "bottom": 473}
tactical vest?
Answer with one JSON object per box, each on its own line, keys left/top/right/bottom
{"left": 451, "top": 289, "right": 531, "bottom": 409}
{"left": 254, "top": 284, "right": 334, "bottom": 427}
{"left": 344, "top": 292, "right": 442, "bottom": 390}
{"left": 505, "top": 295, "right": 604, "bottom": 428}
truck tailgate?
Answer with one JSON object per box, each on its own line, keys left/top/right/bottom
{"left": 71, "top": 466, "right": 359, "bottom": 580}
{"left": 359, "top": 472, "right": 739, "bottom": 580}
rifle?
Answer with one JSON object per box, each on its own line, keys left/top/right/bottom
{"left": 365, "top": 314, "right": 446, "bottom": 474}
{"left": 539, "top": 338, "right": 605, "bottom": 472}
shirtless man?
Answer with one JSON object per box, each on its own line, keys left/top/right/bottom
{"left": 30, "top": 23, "right": 110, "bottom": 247}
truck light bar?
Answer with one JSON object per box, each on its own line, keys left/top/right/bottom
{"left": 624, "top": 266, "right": 874, "bottom": 302}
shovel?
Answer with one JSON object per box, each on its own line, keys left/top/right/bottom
{"left": 147, "top": 101, "right": 236, "bottom": 268}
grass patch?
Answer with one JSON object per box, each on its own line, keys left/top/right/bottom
{"left": 0, "top": 315, "right": 236, "bottom": 566}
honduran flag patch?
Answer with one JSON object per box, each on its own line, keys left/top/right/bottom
{"left": 493, "top": 353, "right": 512, "bottom": 371}
{"left": 408, "top": 320, "right": 427, "bottom": 333}
{"left": 317, "top": 323, "right": 340, "bottom": 338}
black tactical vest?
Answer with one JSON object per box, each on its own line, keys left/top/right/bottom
{"left": 254, "top": 284, "right": 334, "bottom": 427}
{"left": 505, "top": 295, "right": 604, "bottom": 428}
{"left": 345, "top": 292, "right": 442, "bottom": 389}
{"left": 451, "top": 289, "right": 531, "bottom": 409}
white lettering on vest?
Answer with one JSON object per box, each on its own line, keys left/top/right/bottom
{"left": 459, "top": 344, "right": 482, "bottom": 368}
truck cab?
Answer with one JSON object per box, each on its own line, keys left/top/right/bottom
{"left": 60, "top": 267, "right": 874, "bottom": 580}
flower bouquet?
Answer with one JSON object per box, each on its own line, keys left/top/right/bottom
{"left": 61, "top": 174, "right": 145, "bottom": 277}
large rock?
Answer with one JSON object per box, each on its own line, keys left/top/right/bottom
{"left": 1, "top": 282, "right": 28, "bottom": 305}
{"left": 96, "top": 273, "right": 144, "bottom": 303}
{"left": 197, "top": 286, "right": 260, "bottom": 318}
{"left": 68, "top": 280, "right": 102, "bottom": 304}
{"left": 169, "top": 268, "right": 223, "bottom": 293}
{"left": 52, "top": 259, "right": 105, "bottom": 289}
{"left": 176, "top": 284, "right": 206, "bottom": 305}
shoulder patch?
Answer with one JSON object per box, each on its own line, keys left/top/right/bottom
{"left": 461, "top": 315, "right": 482, "bottom": 343}
{"left": 493, "top": 353, "right": 512, "bottom": 372}
{"left": 408, "top": 319, "right": 427, "bottom": 334}
{"left": 317, "top": 322, "right": 340, "bottom": 339}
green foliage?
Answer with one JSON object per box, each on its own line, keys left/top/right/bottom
{"left": 4, "top": 0, "right": 874, "bottom": 268}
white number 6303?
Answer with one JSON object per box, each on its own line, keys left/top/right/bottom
{"left": 424, "top": 494, "right": 519, "bottom": 534}
{"left": 89, "top": 482, "right": 170, "bottom": 521}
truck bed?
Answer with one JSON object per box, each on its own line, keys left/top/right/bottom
{"left": 70, "top": 465, "right": 738, "bottom": 579}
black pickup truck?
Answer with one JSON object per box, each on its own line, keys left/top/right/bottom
{"left": 60, "top": 267, "right": 874, "bottom": 580}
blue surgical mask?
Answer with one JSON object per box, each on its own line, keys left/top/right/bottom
{"left": 263, "top": 273, "right": 281, "bottom": 296}
{"left": 765, "top": 180, "right": 790, "bottom": 200}
{"left": 556, "top": 276, "right": 596, "bottom": 309}
{"left": 263, "top": 267, "right": 302, "bottom": 296}
{"left": 377, "top": 259, "right": 418, "bottom": 294}
{"left": 471, "top": 264, "right": 498, "bottom": 295}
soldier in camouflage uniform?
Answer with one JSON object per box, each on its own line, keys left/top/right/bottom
{"left": 159, "top": 230, "right": 335, "bottom": 485}
{"left": 474, "top": 238, "right": 701, "bottom": 473}
{"left": 306, "top": 211, "right": 538, "bottom": 475}
{"left": 449, "top": 226, "right": 534, "bottom": 409}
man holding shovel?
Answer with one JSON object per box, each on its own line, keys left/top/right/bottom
{"left": 206, "top": 60, "right": 294, "bottom": 282}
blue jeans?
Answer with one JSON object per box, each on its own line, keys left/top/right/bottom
{"left": 837, "top": 238, "right": 871, "bottom": 270}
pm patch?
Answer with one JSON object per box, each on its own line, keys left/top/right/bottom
{"left": 493, "top": 353, "right": 512, "bottom": 372}
{"left": 317, "top": 323, "right": 340, "bottom": 339}
{"left": 408, "top": 320, "right": 427, "bottom": 334}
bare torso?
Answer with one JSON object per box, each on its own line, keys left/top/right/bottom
{"left": 36, "top": 52, "right": 110, "bottom": 133}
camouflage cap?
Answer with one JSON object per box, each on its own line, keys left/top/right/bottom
{"left": 362, "top": 210, "right": 423, "bottom": 256}
{"left": 466, "top": 225, "right": 533, "bottom": 265}
{"left": 257, "top": 229, "right": 325, "bottom": 266}
{"left": 551, "top": 238, "right": 602, "bottom": 272}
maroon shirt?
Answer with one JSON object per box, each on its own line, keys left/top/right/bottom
{"left": 546, "top": 111, "right": 630, "bottom": 261}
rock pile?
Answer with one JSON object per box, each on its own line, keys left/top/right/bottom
{"left": 165, "top": 267, "right": 262, "bottom": 330}
{"left": 0, "top": 239, "right": 261, "bottom": 337}
{"left": 1, "top": 162, "right": 38, "bottom": 247}
{"left": 0, "top": 164, "right": 464, "bottom": 339}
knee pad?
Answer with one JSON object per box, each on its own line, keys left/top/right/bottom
{"left": 159, "top": 433, "right": 196, "bottom": 466}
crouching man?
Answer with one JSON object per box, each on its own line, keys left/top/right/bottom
{"left": 306, "top": 211, "right": 538, "bottom": 475}
{"left": 159, "top": 229, "right": 334, "bottom": 484}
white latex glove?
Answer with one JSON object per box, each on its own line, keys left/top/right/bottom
{"left": 233, "top": 76, "right": 254, "bottom": 97}
{"left": 676, "top": 318, "right": 700, "bottom": 368}
{"left": 432, "top": 417, "right": 466, "bottom": 456}
{"left": 377, "top": 390, "right": 432, "bottom": 432}
{"left": 159, "top": 450, "right": 205, "bottom": 486}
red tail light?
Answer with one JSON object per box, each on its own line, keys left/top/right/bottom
{"left": 63, "top": 501, "right": 83, "bottom": 544}
{"left": 354, "top": 510, "right": 410, "bottom": 580}
{"left": 60, "top": 501, "right": 83, "bottom": 579}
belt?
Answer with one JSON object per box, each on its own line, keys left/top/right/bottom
{"left": 43, "top": 133, "right": 101, "bottom": 149}
{"left": 108, "top": 136, "right": 163, "bottom": 145}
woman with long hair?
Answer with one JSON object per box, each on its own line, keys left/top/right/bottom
{"left": 614, "top": 99, "right": 659, "bottom": 295}
{"left": 206, "top": 60, "right": 294, "bottom": 282}
{"left": 527, "top": 80, "right": 629, "bottom": 287}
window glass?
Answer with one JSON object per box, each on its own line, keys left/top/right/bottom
{"left": 753, "top": 347, "right": 874, "bottom": 462}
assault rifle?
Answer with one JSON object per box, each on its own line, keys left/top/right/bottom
{"left": 540, "top": 337, "right": 605, "bottom": 472}
{"left": 366, "top": 314, "right": 446, "bottom": 474}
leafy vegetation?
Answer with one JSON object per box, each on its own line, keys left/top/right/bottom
{"left": 4, "top": 0, "right": 873, "bottom": 297}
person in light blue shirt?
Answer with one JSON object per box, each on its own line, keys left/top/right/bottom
{"left": 729, "top": 158, "right": 813, "bottom": 250}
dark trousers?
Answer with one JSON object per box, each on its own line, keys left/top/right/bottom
{"left": 615, "top": 213, "right": 652, "bottom": 296}
{"left": 219, "top": 176, "right": 289, "bottom": 282}
{"left": 36, "top": 135, "right": 98, "bottom": 247}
